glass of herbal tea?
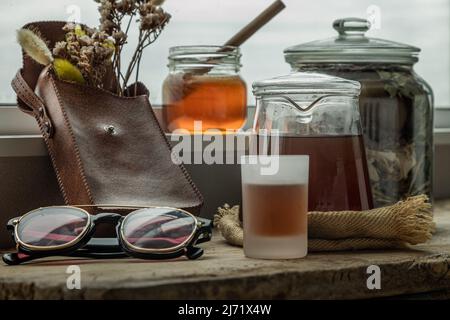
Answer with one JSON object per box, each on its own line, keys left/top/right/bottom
{"left": 241, "top": 155, "right": 309, "bottom": 259}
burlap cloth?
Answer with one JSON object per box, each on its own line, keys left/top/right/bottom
{"left": 213, "top": 195, "right": 435, "bottom": 252}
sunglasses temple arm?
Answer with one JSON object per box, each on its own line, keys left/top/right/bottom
{"left": 182, "top": 218, "right": 212, "bottom": 260}
{"left": 2, "top": 249, "right": 128, "bottom": 265}
{"left": 194, "top": 218, "right": 213, "bottom": 245}
{"left": 6, "top": 218, "right": 17, "bottom": 231}
{"left": 2, "top": 252, "right": 37, "bottom": 265}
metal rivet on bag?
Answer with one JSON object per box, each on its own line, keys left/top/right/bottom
{"left": 38, "top": 107, "right": 45, "bottom": 119}
{"left": 104, "top": 125, "right": 117, "bottom": 136}
{"left": 43, "top": 121, "right": 54, "bottom": 138}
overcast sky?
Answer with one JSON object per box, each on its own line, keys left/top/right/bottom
{"left": 0, "top": 0, "right": 448, "bottom": 106}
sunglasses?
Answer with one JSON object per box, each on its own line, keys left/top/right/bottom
{"left": 3, "top": 205, "right": 212, "bottom": 265}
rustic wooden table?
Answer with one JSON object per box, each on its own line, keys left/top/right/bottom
{"left": 1, "top": 200, "right": 449, "bottom": 300}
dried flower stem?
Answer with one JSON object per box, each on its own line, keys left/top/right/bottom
{"left": 96, "top": 0, "right": 171, "bottom": 95}
{"left": 134, "top": 48, "right": 144, "bottom": 96}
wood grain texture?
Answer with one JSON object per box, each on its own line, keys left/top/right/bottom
{"left": 1, "top": 200, "right": 449, "bottom": 300}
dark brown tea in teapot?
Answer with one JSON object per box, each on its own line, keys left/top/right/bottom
{"left": 258, "top": 134, "right": 373, "bottom": 212}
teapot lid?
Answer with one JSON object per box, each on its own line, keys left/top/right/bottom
{"left": 253, "top": 72, "right": 361, "bottom": 96}
{"left": 284, "top": 17, "right": 420, "bottom": 65}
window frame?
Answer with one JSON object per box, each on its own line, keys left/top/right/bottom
{"left": 0, "top": 104, "right": 449, "bottom": 198}
{"left": 1, "top": 103, "right": 450, "bottom": 135}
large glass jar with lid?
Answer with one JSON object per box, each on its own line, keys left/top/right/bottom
{"left": 284, "top": 18, "right": 434, "bottom": 207}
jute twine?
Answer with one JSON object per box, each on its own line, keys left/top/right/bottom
{"left": 213, "top": 195, "right": 435, "bottom": 252}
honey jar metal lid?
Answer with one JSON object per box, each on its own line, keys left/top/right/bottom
{"left": 284, "top": 17, "right": 420, "bottom": 66}
{"left": 252, "top": 72, "right": 361, "bottom": 96}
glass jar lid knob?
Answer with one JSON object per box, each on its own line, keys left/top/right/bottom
{"left": 333, "top": 17, "right": 371, "bottom": 38}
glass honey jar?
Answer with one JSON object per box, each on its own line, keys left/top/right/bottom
{"left": 162, "top": 46, "right": 247, "bottom": 133}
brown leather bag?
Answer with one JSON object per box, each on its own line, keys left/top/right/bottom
{"left": 12, "top": 21, "right": 203, "bottom": 213}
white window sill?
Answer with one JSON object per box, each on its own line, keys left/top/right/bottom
{"left": 1, "top": 104, "right": 450, "bottom": 151}
{"left": 1, "top": 105, "right": 449, "bottom": 199}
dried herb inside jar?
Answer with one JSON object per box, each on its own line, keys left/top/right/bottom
{"left": 366, "top": 69, "right": 433, "bottom": 206}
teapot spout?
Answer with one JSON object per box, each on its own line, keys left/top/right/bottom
{"left": 282, "top": 94, "right": 351, "bottom": 113}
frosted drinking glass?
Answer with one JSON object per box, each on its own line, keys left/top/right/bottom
{"left": 241, "top": 155, "right": 309, "bottom": 259}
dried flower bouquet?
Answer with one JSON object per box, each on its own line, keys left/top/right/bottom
{"left": 17, "top": 0, "right": 171, "bottom": 96}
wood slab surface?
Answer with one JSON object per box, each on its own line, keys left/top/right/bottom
{"left": 1, "top": 200, "right": 449, "bottom": 299}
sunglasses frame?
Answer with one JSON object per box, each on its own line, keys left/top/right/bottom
{"left": 3, "top": 205, "right": 212, "bottom": 265}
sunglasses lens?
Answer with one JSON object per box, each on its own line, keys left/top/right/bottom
{"left": 122, "top": 208, "right": 196, "bottom": 250}
{"left": 17, "top": 207, "right": 89, "bottom": 248}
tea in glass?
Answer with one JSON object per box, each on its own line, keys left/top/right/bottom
{"left": 241, "top": 155, "right": 309, "bottom": 259}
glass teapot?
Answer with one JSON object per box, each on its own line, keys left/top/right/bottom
{"left": 252, "top": 72, "right": 374, "bottom": 212}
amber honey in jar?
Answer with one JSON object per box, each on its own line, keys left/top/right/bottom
{"left": 162, "top": 46, "right": 247, "bottom": 133}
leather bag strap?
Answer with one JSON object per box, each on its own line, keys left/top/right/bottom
{"left": 11, "top": 69, "right": 54, "bottom": 138}
{"left": 12, "top": 69, "right": 45, "bottom": 114}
